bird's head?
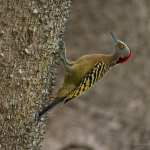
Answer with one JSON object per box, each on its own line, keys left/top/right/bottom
{"left": 110, "top": 31, "right": 132, "bottom": 63}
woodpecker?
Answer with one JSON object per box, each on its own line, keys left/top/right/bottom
{"left": 38, "top": 31, "right": 132, "bottom": 122}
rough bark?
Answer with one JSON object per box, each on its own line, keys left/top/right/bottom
{"left": 0, "top": 0, "right": 71, "bottom": 149}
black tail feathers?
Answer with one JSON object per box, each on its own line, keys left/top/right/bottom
{"left": 37, "top": 97, "right": 64, "bottom": 124}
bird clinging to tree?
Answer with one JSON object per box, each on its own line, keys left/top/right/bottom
{"left": 38, "top": 31, "right": 132, "bottom": 123}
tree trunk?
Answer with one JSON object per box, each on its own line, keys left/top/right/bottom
{"left": 0, "top": 0, "right": 71, "bottom": 149}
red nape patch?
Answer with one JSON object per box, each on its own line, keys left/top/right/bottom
{"left": 118, "top": 52, "right": 132, "bottom": 63}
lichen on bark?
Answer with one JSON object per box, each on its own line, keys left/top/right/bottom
{"left": 0, "top": 0, "right": 71, "bottom": 149}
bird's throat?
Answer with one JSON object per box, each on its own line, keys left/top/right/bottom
{"left": 118, "top": 52, "right": 132, "bottom": 64}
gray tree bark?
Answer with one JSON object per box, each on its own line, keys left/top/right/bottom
{"left": 0, "top": 0, "right": 71, "bottom": 149}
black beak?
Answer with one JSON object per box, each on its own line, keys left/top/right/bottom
{"left": 109, "top": 31, "right": 118, "bottom": 44}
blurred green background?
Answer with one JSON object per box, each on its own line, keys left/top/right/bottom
{"left": 42, "top": 0, "right": 150, "bottom": 150}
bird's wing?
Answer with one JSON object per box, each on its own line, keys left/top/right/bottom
{"left": 63, "top": 61, "right": 109, "bottom": 104}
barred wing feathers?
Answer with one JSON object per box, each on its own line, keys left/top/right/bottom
{"left": 64, "top": 61, "right": 109, "bottom": 104}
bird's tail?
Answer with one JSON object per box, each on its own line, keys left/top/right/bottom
{"left": 37, "top": 97, "right": 64, "bottom": 123}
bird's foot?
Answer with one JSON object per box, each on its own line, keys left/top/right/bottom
{"left": 59, "top": 41, "right": 68, "bottom": 71}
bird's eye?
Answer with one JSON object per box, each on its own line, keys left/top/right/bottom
{"left": 120, "top": 44, "right": 124, "bottom": 48}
